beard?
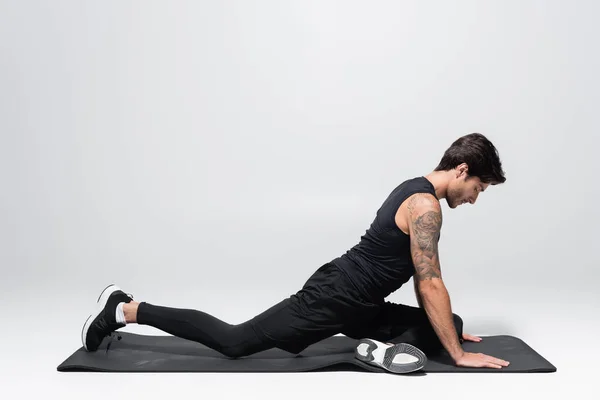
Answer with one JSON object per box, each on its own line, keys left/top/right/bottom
{"left": 447, "top": 187, "right": 464, "bottom": 208}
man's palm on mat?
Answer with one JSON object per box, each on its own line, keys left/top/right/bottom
{"left": 385, "top": 333, "right": 510, "bottom": 370}
{"left": 456, "top": 333, "right": 510, "bottom": 369}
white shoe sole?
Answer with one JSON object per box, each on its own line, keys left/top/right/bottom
{"left": 354, "top": 338, "right": 427, "bottom": 374}
{"left": 81, "top": 283, "right": 122, "bottom": 351}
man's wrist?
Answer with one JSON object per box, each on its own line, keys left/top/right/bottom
{"left": 451, "top": 348, "right": 465, "bottom": 362}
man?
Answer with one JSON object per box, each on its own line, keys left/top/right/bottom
{"left": 81, "top": 132, "right": 510, "bottom": 374}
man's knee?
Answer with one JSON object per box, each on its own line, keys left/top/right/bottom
{"left": 220, "top": 346, "right": 251, "bottom": 359}
{"left": 217, "top": 325, "right": 262, "bottom": 358}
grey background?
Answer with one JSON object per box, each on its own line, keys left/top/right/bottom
{"left": 1, "top": 0, "right": 598, "bottom": 399}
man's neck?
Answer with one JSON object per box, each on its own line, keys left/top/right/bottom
{"left": 423, "top": 171, "right": 451, "bottom": 200}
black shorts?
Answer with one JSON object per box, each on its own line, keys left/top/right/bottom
{"left": 248, "top": 262, "right": 463, "bottom": 355}
{"left": 247, "top": 262, "right": 380, "bottom": 354}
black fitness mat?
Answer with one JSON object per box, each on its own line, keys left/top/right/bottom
{"left": 57, "top": 332, "right": 556, "bottom": 373}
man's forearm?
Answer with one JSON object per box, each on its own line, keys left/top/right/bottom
{"left": 419, "top": 282, "right": 464, "bottom": 361}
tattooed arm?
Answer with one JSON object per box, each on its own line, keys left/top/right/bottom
{"left": 407, "top": 193, "right": 464, "bottom": 362}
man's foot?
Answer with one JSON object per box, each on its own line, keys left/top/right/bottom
{"left": 354, "top": 338, "right": 427, "bottom": 374}
{"left": 81, "top": 284, "right": 133, "bottom": 351}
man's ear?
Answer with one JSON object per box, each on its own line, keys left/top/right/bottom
{"left": 456, "top": 163, "right": 469, "bottom": 178}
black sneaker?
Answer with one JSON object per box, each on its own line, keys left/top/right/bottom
{"left": 354, "top": 338, "right": 427, "bottom": 374}
{"left": 81, "top": 284, "right": 133, "bottom": 352}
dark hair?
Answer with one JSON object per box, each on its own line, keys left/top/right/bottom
{"left": 434, "top": 133, "right": 506, "bottom": 184}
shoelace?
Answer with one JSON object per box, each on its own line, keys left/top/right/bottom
{"left": 104, "top": 292, "right": 134, "bottom": 355}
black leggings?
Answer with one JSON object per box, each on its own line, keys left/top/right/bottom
{"left": 136, "top": 300, "right": 463, "bottom": 359}
{"left": 136, "top": 263, "right": 464, "bottom": 358}
{"left": 137, "top": 301, "right": 277, "bottom": 358}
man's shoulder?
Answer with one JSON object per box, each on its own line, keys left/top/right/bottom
{"left": 406, "top": 192, "right": 441, "bottom": 214}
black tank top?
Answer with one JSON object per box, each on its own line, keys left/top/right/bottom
{"left": 330, "top": 176, "right": 439, "bottom": 303}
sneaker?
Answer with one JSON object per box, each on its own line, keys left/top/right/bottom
{"left": 354, "top": 338, "right": 427, "bottom": 374}
{"left": 81, "top": 284, "right": 133, "bottom": 352}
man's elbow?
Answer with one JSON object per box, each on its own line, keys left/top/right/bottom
{"left": 416, "top": 278, "right": 446, "bottom": 296}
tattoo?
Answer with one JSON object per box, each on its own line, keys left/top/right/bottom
{"left": 408, "top": 194, "right": 442, "bottom": 282}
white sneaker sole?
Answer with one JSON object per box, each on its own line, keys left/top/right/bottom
{"left": 81, "top": 283, "right": 122, "bottom": 351}
{"left": 354, "top": 338, "right": 427, "bottom": 374}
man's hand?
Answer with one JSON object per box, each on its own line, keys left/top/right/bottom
{"left": 462, "top": 333, "right": 482, "bottom": 342}
{"left": 455, "top": 352, "right": 510, "bottom": 369}
{"left": 457, "top": 333, "right": 510, "bottom": 369}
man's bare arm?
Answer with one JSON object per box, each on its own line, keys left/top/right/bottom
{"left": 407, "top": 193, "right": 464, "bottom": 362}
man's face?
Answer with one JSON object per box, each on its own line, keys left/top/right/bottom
{"left": 447, "top": 170, "right": 489, "bottom": 209}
